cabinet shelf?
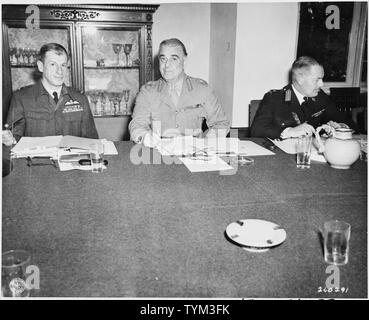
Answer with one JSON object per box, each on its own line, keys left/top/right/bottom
{"left": 10, "top": 64, "right": 37, "bottom": 68}
{"left": 93, "top": 114, "right": 132, "bottom": 118}
{"left": 84, "top": 66, "right": 139, "bottom": 70}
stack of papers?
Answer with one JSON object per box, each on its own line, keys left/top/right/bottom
{"left": 157, "top": 137, "right": 274, "bottom": 172}
{"left": 270, "top": 138, "right": 326, "bottom": 162}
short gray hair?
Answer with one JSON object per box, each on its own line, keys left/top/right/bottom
{"left": 159, "top": 38, "right": 188, "bottom": 56}
{"left": 292, "top": 56, "right": 321, "bottom": 80}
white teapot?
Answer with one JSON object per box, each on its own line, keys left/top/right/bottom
{"left": 315, "top": 124, "right": 360, "bottom": 169}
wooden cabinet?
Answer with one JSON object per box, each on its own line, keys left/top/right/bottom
{"left": 2, "top": 4, "right": 159, "bottom": 140}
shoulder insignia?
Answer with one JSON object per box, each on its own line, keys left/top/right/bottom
{"left": 189, "top": 76, "right": 208, "bottom": 86}
{"left": 284, "top": 89, "right": 291, "bottom": 102}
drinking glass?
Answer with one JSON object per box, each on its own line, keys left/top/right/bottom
{"left": 99, "top": 91, "right": 106, "bottom": 116}
{"left": 24, "top": 48, "right": 31, "bottom": 66}
{"left": 90, "top": 143, "right": 104, "bottom": 173}
{"left": 2, "top": 250, "right": 31, "bottom": 297}
{"left": 122, "top": 89, "right": 130, "bottom": 115}
{"left": 323, "top": 220, "right": 351, "bottom": 266}
{"left": 89, "top": 91, "right": 99, "bottom": 116}
{"left": 296, "top": 135, "right": 313, "bottom": 168}
{"left": 123, "top": 44, "right": 132, "bottom": 67}
{"left": 112, "top": 43, "right": 123, "bottom": 66}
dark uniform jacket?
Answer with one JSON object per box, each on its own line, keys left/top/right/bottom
{"left": 6, "top": 81, "right": 98, "bottom": 141}
{"left": 250, "top": 84, "right": 357, "bottom": 138}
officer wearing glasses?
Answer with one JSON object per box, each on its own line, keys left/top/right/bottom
{"left": 129, "top": 38, "right": 230, "bottom": 148}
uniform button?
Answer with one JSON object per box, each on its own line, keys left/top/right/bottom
{"left": 176, "top": 124, "right": 179, "bottom": 128}
{"left": 175, "top": 110, "right": 178, "bottom": 114}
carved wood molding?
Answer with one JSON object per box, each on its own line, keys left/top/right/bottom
{"left": 50, "top": 9, "right": 100, "bottom": 21}
{"left": 47, "top": 4, "right": 159, "bottom": 12}
{"left": 146, "top": 25, "right": 153, "bottom": 81}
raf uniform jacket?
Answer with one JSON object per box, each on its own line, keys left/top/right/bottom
{"left": 6, "top": 81, "right": 99, "bottom": 141}
{"left": 129, "top": 74, "right": 230, "bottom": 142}
{"left": 250, "top": 84, "right": 358, "bottom": 138}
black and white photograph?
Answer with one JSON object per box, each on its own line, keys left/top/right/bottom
{"left": 1, "top": 0, "right": 367, "bottom": 305}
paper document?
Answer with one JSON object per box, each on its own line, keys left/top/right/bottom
{"left": 10, "top": 135, "right": 118, "bottom": 158}
{"left": 11, "top": 136, "right": 62, "bottom": 158}
{"left": 238, "top": 140, "right": 275, "bottom": 156}
{"left": 270, "top": 138, "right": 326, "bottom": 162}
{"left": 59, "top": 135, "right": 102, "bottom": 150}
{"left": 179, "top": 155, "right": 233, "bottom": 172}
{"left": 157, "top": 136, "right": 240, "bottom": 156}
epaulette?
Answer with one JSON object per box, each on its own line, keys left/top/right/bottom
{"left": 190, "top": 77, "right": 208, "bottom": 86}
{"left": 283, "top": 87, "right": 291, "bottom": 102}
{"left": 144, "top": 81, "right": 154, "bottom": 88}
{"left": 18, "top": 84, "right": 33, "bottom": 92}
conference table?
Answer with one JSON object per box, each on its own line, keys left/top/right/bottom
{"left": 2, "top": 138, "right": 367, "bottom": 298}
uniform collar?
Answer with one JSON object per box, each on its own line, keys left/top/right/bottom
{"left": 291, "top": 84, "right": 306, "bottom": 105}
{"left": 36, "top": 80, "right": 71, "bottom": 100}
{"left": 41, "top": 79, "right": 63, "bottom": 99}
{"left": 158, "top": 74, "right": 194, "bottom": 93}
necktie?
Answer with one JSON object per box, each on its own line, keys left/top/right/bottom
{"left": 53, "top": 92, "right": 58, "bottom": 104}
{"left": 301, "top": 96, "right": 308, "bottom": 118}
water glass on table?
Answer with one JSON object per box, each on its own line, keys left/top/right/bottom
{"left": 323, "top": 220, "right": 351, "bottom": 266}
{"left": 296, "top": 135, "right": 313, "bottom": 168}
{"left": 2, "top": 250, "right": 31, "bottom": 297}
{"left": 90, "top": 143, "right": 104, "bottom": 173}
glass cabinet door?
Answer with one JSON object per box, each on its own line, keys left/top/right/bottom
{"left": 79, "top": 25, "right": 141, "bottom": 118}
{"left": 5, "top": 25, "right": 73, "bottom": 91}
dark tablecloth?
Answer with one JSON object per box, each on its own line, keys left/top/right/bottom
{"left": 2, "top": 139, "right": 367, "bottom": 298}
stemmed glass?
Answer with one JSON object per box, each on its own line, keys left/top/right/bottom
{"left": 89, "top": 90, "right": 99, "bottom": 116}
{"left": 9, "top": 47, "right": 17, "bottom": 65}
{"left": 15, "top": 48, "right": 22, "bottom": 65}
{"left": 99, "top": 91, "right": 106, "bottom": 116}
{"left": 19, "top": 48, "right": 25, "bottom": 65}
{"left": 123, "top": 44, "right": 132, "bottom": 67}
{"left": 24, "top": 48, "right": 31, "bottom": 66}
{"left": 30, "top": 48, "right": 38, "bottom": 65}
{"left": 122, "top": 90, "right": 130, "bottom": 114}
{"left": 112, "top": 43, "right": 123, "bottom": 66}
{"left": 116, "top": 92, "right": 123, "bottom": 115}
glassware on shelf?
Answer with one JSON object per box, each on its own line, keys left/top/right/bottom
{"left": 122, "top": 89, "right": 130, "bottom": 115}
{"left": 24, "top": 48, "right": 31, "bottom": 66}
{"left": 19, "top": 47, "right": 25, "bottom": 65}
{"left": 30, "top": 48, "right": 38, "bottom": 66}
{"left": 106, "top": 92, "right": 116, "bottom": 116}
{"left": 116, "top": 92, "right": 123, "bottom": 115}
{"left": 112, "top": 43, "right": 123, "bottom": 66}
{"left": 89, "top": 90, "right": 99, "bottom": 116}
{"left": 123, "top": 44, "right": 132, "bottom": 67}
{"left": 9, "top": 47, "right": 17, "bottom": 65}
{"left": 99, "top": 91, "right": 106, "bottom": 116}
{"left": 15, "top": 48, "right": 21, "bottom": 65}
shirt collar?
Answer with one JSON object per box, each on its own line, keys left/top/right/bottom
{"left": 165, "top": 74, "right": 184, "bottom": 96}
{"left": 41, "top": 79, "right": 62, "bottom": 99}
{"left": 291, "top": 84, "right": 306, "bottom": 105}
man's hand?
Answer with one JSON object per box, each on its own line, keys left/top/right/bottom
{"left": 142, "top": 131, "right": 161, "bottom": 148}
{"left": 2, "top": 130, "right": 15, "bottom": 147}
{"left": 282, "top": 123, "right": 315, "bottom": 138}
{"left": 326, "top": 121, "right": 349, "bottom": 129}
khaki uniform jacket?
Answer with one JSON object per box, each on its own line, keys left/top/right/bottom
{"left": 129, "top": 75, "right": 230, "bottom": 142}
{"left": 6, "top": 81, "right": 98, "bottom": 141}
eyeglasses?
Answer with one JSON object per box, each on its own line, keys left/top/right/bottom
{"left": 26, "top": 156, "right": 57, "bottom": 169}
{"left": 159, "top": 56, "right": 181, "bottom": 65}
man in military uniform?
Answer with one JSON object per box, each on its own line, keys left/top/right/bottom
{"left": 250, "top": 56, "right": 358, "bottom": 139}
{"left": 3, "top": 43, "right": 98, "bottom": 146}
{"left": 129, "top": 38, "right": 230, "bottom": 148}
